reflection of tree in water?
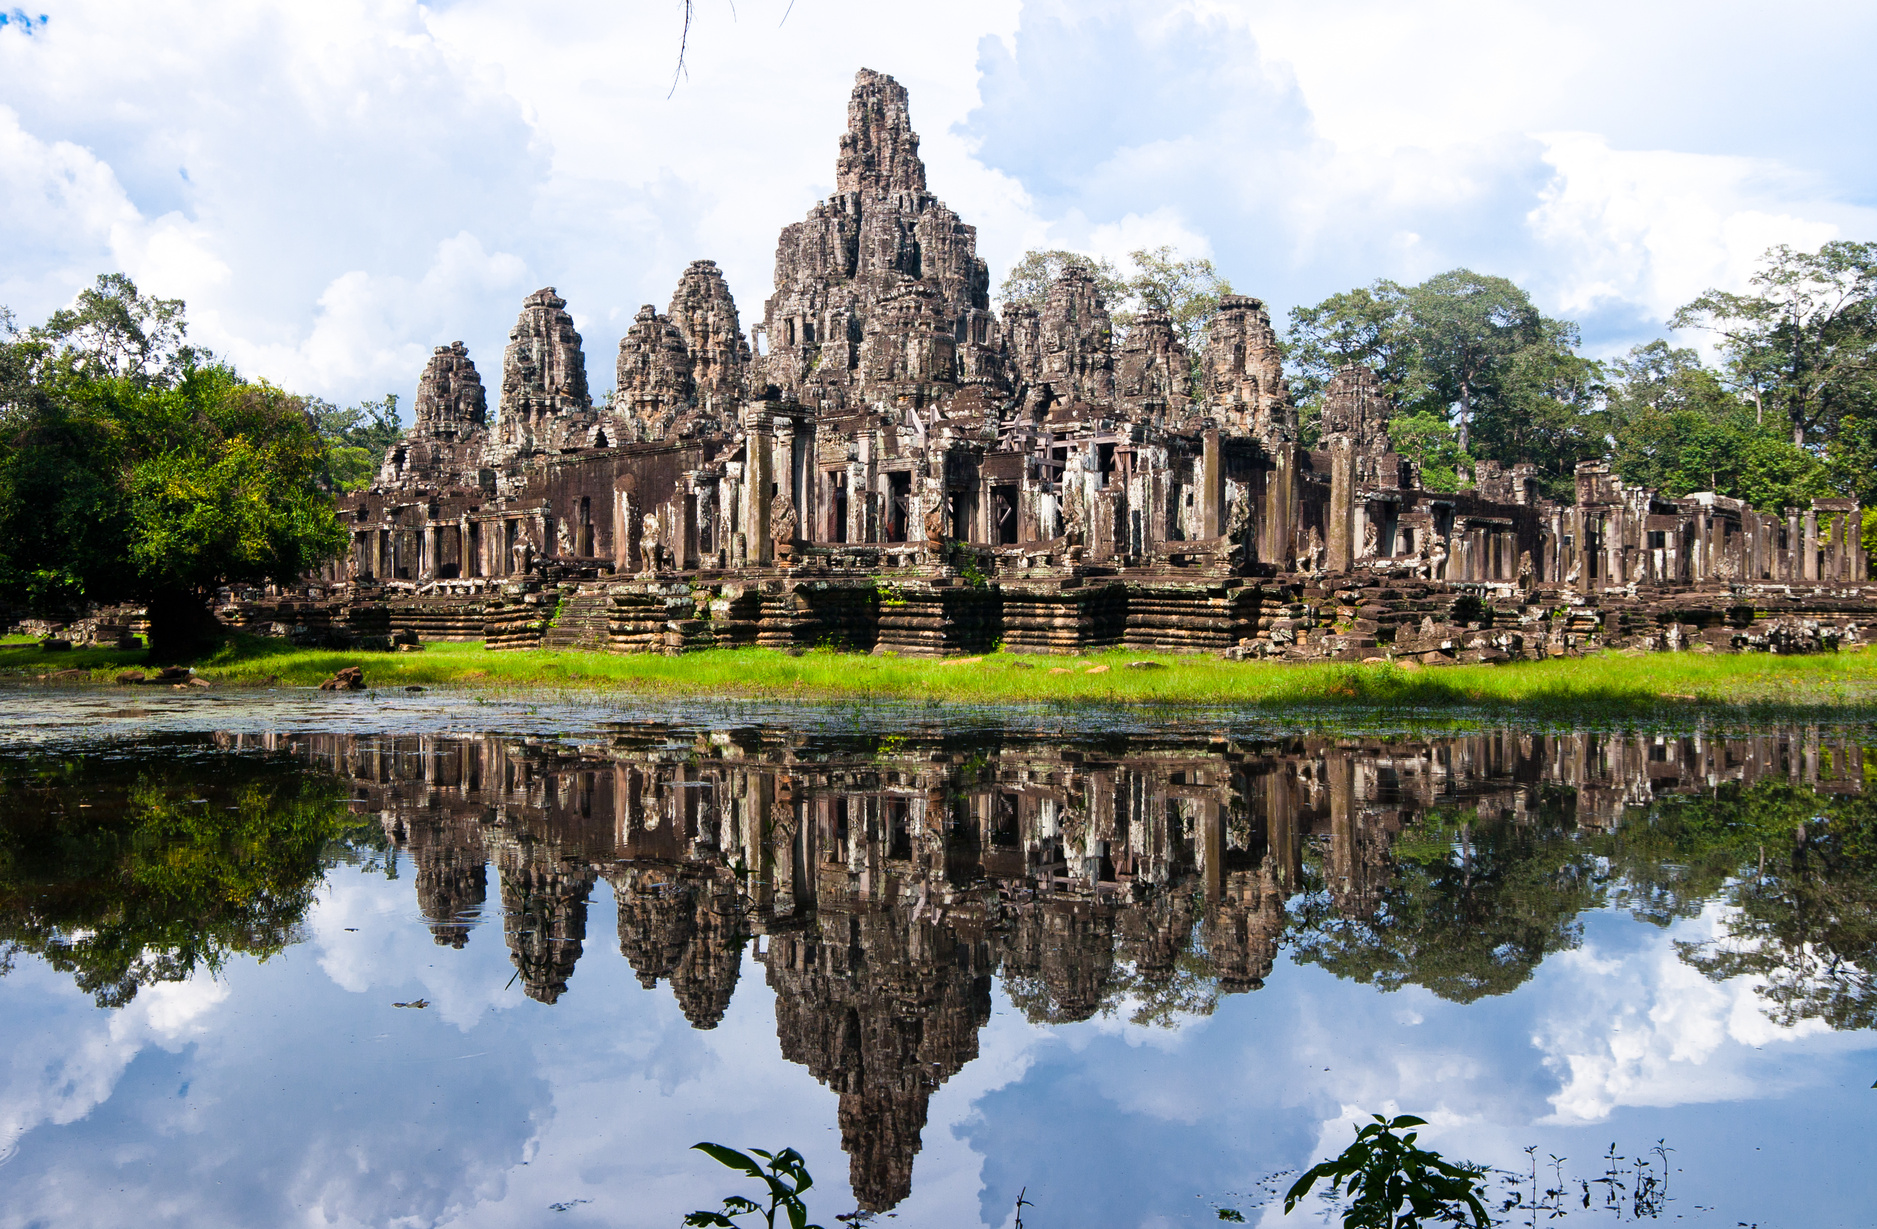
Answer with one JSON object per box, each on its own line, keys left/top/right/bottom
{"left": 1608, "top": 780, "right": 1877, "bottom": 1031}
{"left": 1286, "top": 790, "right": 1602, "bottom": 1003}
{"left": 0, "top": 743, "right": 357, "bottom": 1007}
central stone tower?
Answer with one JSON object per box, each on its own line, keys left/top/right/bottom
{"left": 755, "top": 69, "right": 997, "bottom": 410}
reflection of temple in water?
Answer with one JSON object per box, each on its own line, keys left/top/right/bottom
{"left": 242, "top": 724, "right": 1866, "bottom": 1212}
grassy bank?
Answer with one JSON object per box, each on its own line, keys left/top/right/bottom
{"left": 4, "top": 636, "right": 1877, "bottom": 715}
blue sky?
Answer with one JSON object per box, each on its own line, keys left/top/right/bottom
{"left": 4, "top": 0, "right": 1876, "bottom": 411}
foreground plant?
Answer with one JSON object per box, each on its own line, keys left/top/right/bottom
{"left": 1285, "top": 1114, "right": 1491, "bottom": 1229}
{"left": 683, "top": 1143, "right": 824, "bottom": 1229}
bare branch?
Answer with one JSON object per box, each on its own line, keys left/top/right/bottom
{"left": 668, "top": 0, "right": 694, "bottom": 99}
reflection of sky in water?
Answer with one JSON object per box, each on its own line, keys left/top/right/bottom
{"left": 2, "top": 872, "right": 1870, "bottom": 1228}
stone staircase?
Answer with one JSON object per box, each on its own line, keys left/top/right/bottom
{"left": 540, "top": 589, "right": 613, "bottom": 651}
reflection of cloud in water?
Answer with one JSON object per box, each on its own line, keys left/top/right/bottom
{"left": 313, "top": 871, "right": 515, "bottom": 1032}
{"left": 0, "top": 895, "right": 549, "bottom": 1229}
{"left": 1538, "top": 904, "right": 1835, "bottom": 1122}
{"left": 0, "top": 967, "right": 228, "bottom": 1163}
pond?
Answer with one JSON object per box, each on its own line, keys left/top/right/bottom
{"left": 0, "top": 687, "right": 1872, "bottom": 1227}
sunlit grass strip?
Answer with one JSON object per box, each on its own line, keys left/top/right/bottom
{"left": 5, "top": 638, "right": 1875, "bottom": 713}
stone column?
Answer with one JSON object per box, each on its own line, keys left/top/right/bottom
{"left": 743, "top": 413, "right": 773, "bottom": 565}
{"left": 1262, "top": 443, "right": 1296, "bottom": 571}
{"left": 1326, "top": 437, "right": 1356, "bottom": 574}
{"left": 1201, "top": 429, "right": 1223, "bottom": 540}
{"left": 1803, "top": 509, "right": 1819, "bottom": 581}
{"left": 1853, "top": 504, "right": 1868, "bottom": 581}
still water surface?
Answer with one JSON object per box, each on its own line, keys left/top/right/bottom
{"left": 1, "top": 689, "right": 1873, "bottom": 1227}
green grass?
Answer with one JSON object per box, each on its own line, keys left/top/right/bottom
{"left": 5, "top": 635, "right": 1877, "bottom": 716}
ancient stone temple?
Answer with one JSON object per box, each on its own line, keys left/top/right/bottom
{"left": 321, "top": 67, "right": 1872, "bottom": 661}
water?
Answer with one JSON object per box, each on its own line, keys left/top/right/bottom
{"left": 1, "top": 688, "right": 1873, "bottom": 1228}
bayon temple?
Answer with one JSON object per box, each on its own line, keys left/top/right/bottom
{"left": 300, "top": 69, "right": 1871, "bottom": 660}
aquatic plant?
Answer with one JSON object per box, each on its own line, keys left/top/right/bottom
{"left": 1284, "top": 1114, "right": 1492, "bottom": 1229}
{"left": 683, "top": 1143, "right": 825, "bottom": 1229}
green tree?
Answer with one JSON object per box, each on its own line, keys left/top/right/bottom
{"left": 0, "top": 275, "right": 347, "bottom": 658}
{"left": 1825, "top": 412, "right": 1877, "bottom": 507}
{"left": 1286, "top": 282, "right": 1422, "bottom": 435}
{"left": 37, "top": 273, "right": 195, "bottom": 384}
{"left": 996, "top": 249, "right": 1125, "bottom": 314}
{"left": 1606, "top": 342, "right": 1831, "bottom": 510}
{"left": 1384, "top": 412, "right": 1468, "bottom": 493}
{"left": 1285, "top": 271, "right": 1590, "bottom": 490}
{"left": 1669, "top": 240, "right": 1877, "bottom": 449}
{"left": 1407, "top": 270, "right": 1546, "bottom": 455}
{"left": 1119, "top": 245, "right": 1233, "bottom": 398}
{"left": 1469, "top": 320, "right": 1605, "bottom": 497}
{"left": 309, "top": 394, "right": 403, "bottom": 492}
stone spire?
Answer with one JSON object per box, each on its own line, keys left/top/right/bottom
{"left": 1115, "top": 307, "right": 1191, "bottom": 419}
{"left": 836, "top": 68, "right": 928, "bottom": 197}
{"left": 412, "top": 341, "right": 487, "bottom": 430}
{"left": 498, "top": 287, "right": 590, "bottom": 450}
{"left": 1204, "top": 295, "right": 1294, "bottom": 446}
{"left": 1032, "top": 267, "right": 1114, "bottom": 405}
{"left": 377, "top": 341, "right": 492, "bottom": 490}
{"left": 757, "top": 69, "right": 992, "bottom": 407}
{"left": 667, "top": 259, "right": 748, "bottom": 410}
{"left": 1320, "top": 362, "right": 1392, "bottom": 456}
{"left": 615, "top": 305, "right": 695, "bottom": 429}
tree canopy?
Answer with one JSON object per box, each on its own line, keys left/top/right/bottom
{"left": 1000, "top": 245, "right": 1231, "bottom": 398}
{"left": 1286, "top": 270, "right": 1600, "bottom": 497}
{"left": 1604, "top": 341, "right": 1830, "bottom": 512}
{"left": 1669, "top": 241, "right": 1877, "bottom": 449}
{"left": 1284, "top": 243, "right": 1877, "bottom": 509}
{"left": 308, "top": 394, "right": 402, "bottom": 492}
{"left": 996, "top": 249, "right": 1125, "bottom": 315}
{"left": 0, "top": 274, "right": 352, "bottom": 657}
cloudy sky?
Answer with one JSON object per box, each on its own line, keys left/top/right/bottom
{"left": 5, "top": 0, "right": 1877, "bottom": 411}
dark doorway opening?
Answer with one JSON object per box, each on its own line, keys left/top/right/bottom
{"left": 886, "top": 471, "right": 911, "bottom": 543}
{"left": 992, "top": 485, "right": 1019, "bottom": 545}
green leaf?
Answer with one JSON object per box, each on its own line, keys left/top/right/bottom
{"left": 692, "top": 1143, "right": 765, "bottom": 1180}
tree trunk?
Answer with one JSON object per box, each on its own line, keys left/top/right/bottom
{"left": 144, "top": 588, "right": 221, "bottom": 663}
{"left": 1456, "top": 384, "right": 1472, "bottom": 454}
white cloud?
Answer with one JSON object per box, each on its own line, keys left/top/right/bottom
{"left": 1526, "top": 133, "right": 1865, "bottom": 342}
{"left": 3, "top": 0, "right": 1875, "bottom": 409}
